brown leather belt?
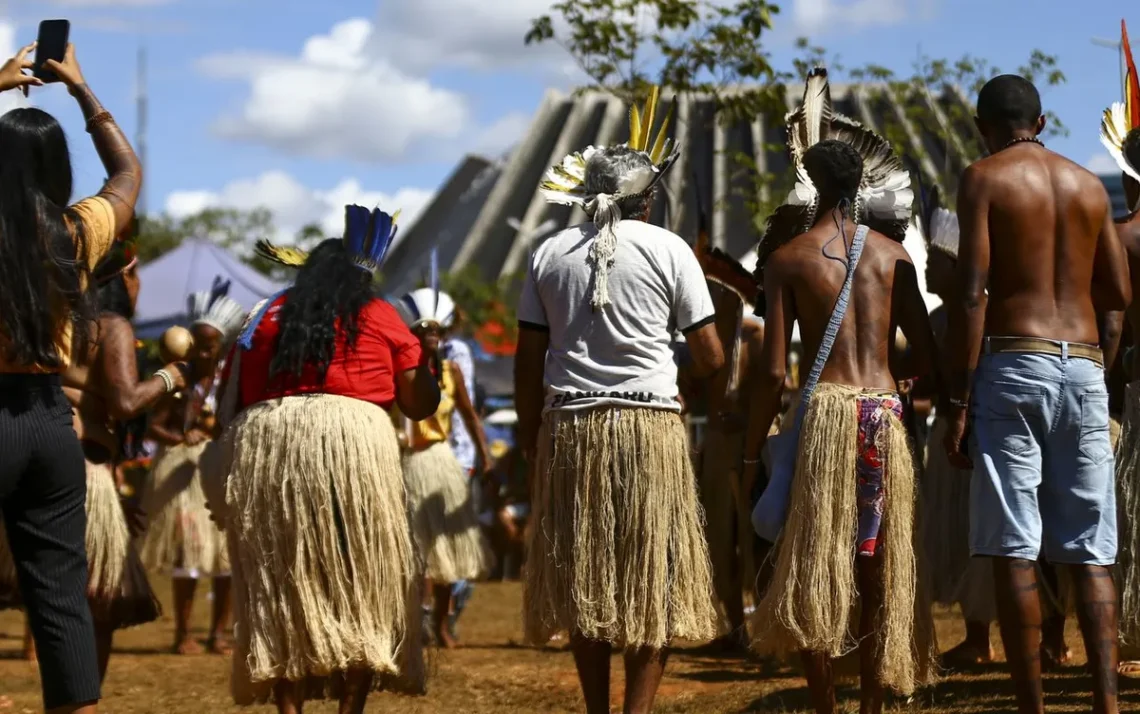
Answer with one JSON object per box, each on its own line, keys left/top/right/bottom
{"left": 984, "top": 336, "right": 1104, "bottom": 367}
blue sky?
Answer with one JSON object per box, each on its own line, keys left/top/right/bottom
{"left": 1, "top": 0, "right": 1132, "bottom": 241}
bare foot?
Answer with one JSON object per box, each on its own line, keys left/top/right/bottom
{"left": 206, "top": 635, "right": 233, "bottom": 655}
{"left": 1039, "top": 642, "right": 1072, "bottom": 672}
{"left": 174, "top": 636, "right": 205, "bottom": 655}
{"left": 1120, "top": 660, "right": 1140, "bottom": 677}
{"left": 939, "top": 640, "right": 995, "bottom": 670}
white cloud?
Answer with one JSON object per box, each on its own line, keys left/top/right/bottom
{"left": 370, "top": 0, "right": 572, "bottom": 75}
{"left": 791, "top": 0, "right": 912, "bottom": 33}
{"left": 470, "top": 112, "right": 533, "bottom": 159}
{"left": 164, "top": 171, "right": 435, "bottom": 245}
{"left": 1087, "top": 152, "right": 1121, "bottom": 176}
{"left": 202, "top": 19, "right": 470, "bottom": 162}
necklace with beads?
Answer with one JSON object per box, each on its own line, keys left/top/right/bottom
{"left": 1001, "top": 136, "right": 1044, "bottom": 151}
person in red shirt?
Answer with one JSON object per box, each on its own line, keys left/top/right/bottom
{"left": 207, "top": 206, "right": 440, "bottom": 713}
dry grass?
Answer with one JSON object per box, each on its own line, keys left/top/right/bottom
{"left": 1, "top": 579, "right": 1139, "bottom": 713}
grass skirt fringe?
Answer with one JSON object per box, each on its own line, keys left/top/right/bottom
{"left": 752, "top": 383, "right": 937, "bottom": 695}
{"left": 0, "top": 459, "right": 160, "bottom": 629}
{"left": 224, "top": 394, "right": 424, "bottom": 705}
{"left": 922, "top": 417, "right": 995, "bottom": 623}
{"left": 698, "top": 426, "right": 755, "bottom": 629}
{"left": 403, "top": 442, "right": 490, "bottom": 582}
{"left": 1118, "top": 384, "right": 1140, "bottom": 647}
{"left": 139, "top": 441, "right": 230, "bottom": 575}
{"left": 524, "top": 407, "right": 716, "bottom": 650}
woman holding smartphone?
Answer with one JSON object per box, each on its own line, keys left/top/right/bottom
{"left": 0, "top": 42, "right": 142, "bottom": 714}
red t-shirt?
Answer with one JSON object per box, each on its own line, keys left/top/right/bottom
{"left": 230, "top": 295, "right": 422, "bottom": 410}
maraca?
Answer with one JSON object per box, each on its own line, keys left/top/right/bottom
{"left": 159, "top": 326, "right": 194, "bottom": 363}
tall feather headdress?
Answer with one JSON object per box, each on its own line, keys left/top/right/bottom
{"left": 753, "top": 67, "right": 913, "bottom": 278}
{"left": 255, "top": 205, "right": 401, "bottom": 273}
{"left": 917, "top": 177, "right": 960, "bottom": 260}
{"left": 1100, "top": 19, "right": 1140, "bottom": 183}
{"left": 538, "top": 86, "right": 681, "bottom": 308}
{"left": 187, "top": 276, "right": 246, "bottom": 342}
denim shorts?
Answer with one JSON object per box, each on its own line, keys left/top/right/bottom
{"left": 970, "top": 349, "right": 1116, "bottom": 565}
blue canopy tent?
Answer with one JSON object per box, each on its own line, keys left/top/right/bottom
{"left": 133, "top": 238, "right": 286, "bottom": 338}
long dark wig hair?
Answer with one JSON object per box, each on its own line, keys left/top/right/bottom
{"left": 269, "top": 238, "right": 374, "bottom": 383}
{"left": 0, "top": 108, "right": 97, "bottom": 369}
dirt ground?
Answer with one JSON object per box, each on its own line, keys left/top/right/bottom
{"left": 1, "top": 579, "right": 1139, "bottom": 713}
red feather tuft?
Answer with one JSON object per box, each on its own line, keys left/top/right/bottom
{"left": 1125, "top": 19, "right": 1140, "bottom": 129}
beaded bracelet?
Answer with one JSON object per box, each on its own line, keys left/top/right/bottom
{"left": 85, "top": 111, "right": 115, "bottom": 134}
{"left": 155, "top": 369, "right": 174, "bottom": 393}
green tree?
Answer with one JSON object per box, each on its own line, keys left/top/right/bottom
{"left": 527, "top": 1, "right": 1067, "bottom": 218}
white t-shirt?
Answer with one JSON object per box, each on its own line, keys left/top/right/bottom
{"left": 517, "top": 219, "right": 716, "bottom": 413}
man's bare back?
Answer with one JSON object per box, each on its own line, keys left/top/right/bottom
{"left": 765, "top": 218, "right": 932, "bottom": 392}
{"left": 959, "top": 144, "right": 1128, "bottom": 343}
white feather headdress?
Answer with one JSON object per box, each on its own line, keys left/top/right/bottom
{"left": 782, "top": 67, "right": 914, "bottom": 234}
{"left": 918, "top": 182, "right": 960, "bottom": 260}
{"left": 188, "top": 278, "right": 246, "bottom": 342}
{"left": 538, "top": 86, "right": 681, "bottom": 308}
{"left": 1099, "top": 20, "right": 1140, "bottom": 184}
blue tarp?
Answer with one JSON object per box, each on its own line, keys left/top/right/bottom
{"left": 133, "top": 238, "right": 286, "bottom": 338}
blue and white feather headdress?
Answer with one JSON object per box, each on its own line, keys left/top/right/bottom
{"left": 188, "top": 276, "right": 246, "bottom": 342}
{"left": 254, "top": 204, "right": 401, "bottom": 273}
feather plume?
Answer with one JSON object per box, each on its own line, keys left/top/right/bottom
{"left": 254, "top": 239, "right": 309, "bottom": 268}
{"left": 649, "top": 98, "right": 676, "bottom": 163}
{"left": 629, "top": 103, "right": 643, "bottom": 152}
{"left": 786, "top": 68, "right": 834, "bottom": 165}
{"left": 1100, "top": 103, "right": 1140, "bottom": 182}
{"left": 343, "top": 204, "right": 399, "bottom": 271}
{"left": 1125, "top": 20, "right": 1139, "bottom": 130}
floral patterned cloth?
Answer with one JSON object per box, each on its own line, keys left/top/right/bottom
{"left": 856, "top": 394, "right": 903, "bottom": 557}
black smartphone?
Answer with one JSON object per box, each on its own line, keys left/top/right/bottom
{"left": 33, "top": 19, "right": 70, "bottom": 83}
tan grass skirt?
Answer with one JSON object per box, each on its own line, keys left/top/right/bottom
{"left": 698, "top": 426, "right": 755, "bottom": 629}
{"left": 139, "top": 441, "right": 230, "bottom": 576}
{"left": 752, "top": 383, "right": 937, "bottom": 695}
{"left": 922, "top": 417, "right": 996, "bottom": 623}
{"left": 223, "top": 394, "right": 424, "bottom": 704}
{"left": 525, "top": 406, "right": 716, "bottom": 650}
{"left": 403, "top": 441, "right": 490, "bottom": 582}
{"left": 1118, "top": 385, "right": 1140, "bottom": 647}
{"left": 0, "top": 458, "right": 160, "bottom": 629}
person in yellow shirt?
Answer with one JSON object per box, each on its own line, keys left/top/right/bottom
{"left": 394, "top": 288, "right": 492, "bottom": 649}
{"left": 0, "top": 42, "right": 142, "bottom": 714}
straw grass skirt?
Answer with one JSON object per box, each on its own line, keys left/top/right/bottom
{"left": 922, "top": 417, "right": 996, "bottom": 623}
{"left": 403, "top": 441, "right": 490, "bottom": 582}
{"left": 752, "top": 383, "right": 937, "bottom": 695}
{"left": 525, "top": 406, "right": 716, "bottom": 650}
{"left": 223, "top": 394, "right": 424, "bottom": 704}
{"left": 139, "top": 441, "right": 229, "bottom": 576}
{"left": 1118, "top": 384, "right": 1140, "bottom": 648}
{"left": 0, "top": 458, "right": 160, "bottom": 628}
{"left": 698, "top": 425, "right": 755, "bottom": 628}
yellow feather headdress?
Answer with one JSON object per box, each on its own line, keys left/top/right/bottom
{"left": 538, "top": 86, "right": 679, "bottom": 208}
{"left": 1100, "top": 19, "right": 1140, "bottom": 183}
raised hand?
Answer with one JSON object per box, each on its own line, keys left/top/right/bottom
{"left": 0, "top": 43, "right": 42, "bottom": 95}
{"left": 43, "top": 43, "right": 85, "bottom": 92}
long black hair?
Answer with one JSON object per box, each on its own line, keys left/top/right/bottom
{"left": 269, "top": 238, "right": 374, "bottom": 383}
{"left": 0, "top": 108, "right": 96, "bottom": 369}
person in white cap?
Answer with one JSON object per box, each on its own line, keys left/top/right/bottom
{"left": 394, "top": 287, "right": 492, "bottom": 649}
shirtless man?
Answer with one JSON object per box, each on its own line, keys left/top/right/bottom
{"left": 745, "top": 138, "right": 938, "bottom": 713}
{"left": 944, "top": 75, "right": 1131, "bottom": 714}
{"left": 1109, "top": 129, "right": 1140, "bottom": 674}
{"left": 689, "top": 277, "right": 765, "bottom": 651}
